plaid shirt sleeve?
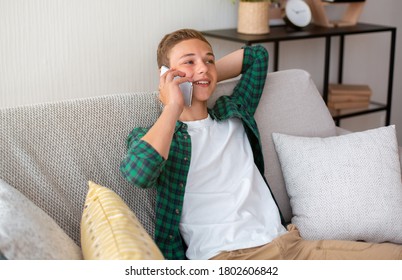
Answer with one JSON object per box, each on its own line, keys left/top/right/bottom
{"left": 232, "top": 45, "right": 268, "bottom": 116}
{"left": 120, "top": 127, "right": 166, "bottom": 189}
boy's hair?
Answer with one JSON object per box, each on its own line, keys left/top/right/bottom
{"left": 157, "top": 29, "right": 211, "bottom": 68}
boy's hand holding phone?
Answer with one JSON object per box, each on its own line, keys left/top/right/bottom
{"left": 160, "top": 66, "right": 193, "bottom": 107}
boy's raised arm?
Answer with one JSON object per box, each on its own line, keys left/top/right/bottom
{"left": 216, "top": 49, "right": 244, "bottom": 82}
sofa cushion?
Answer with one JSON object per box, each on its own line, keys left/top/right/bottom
{"left": 81, "top": 181, "right": 164, "bottom": 260}
{"left": 0, "top": 179, "right": 82, "bottom": 259}
{"left": 272, "top": 125, "right": 402, "bottom": 243}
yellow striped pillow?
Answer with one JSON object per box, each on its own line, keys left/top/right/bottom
{"left": 80, "top": 181, "right": 164, "bottom": 260}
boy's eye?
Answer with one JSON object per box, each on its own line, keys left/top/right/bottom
{"left": 184, "top": 60, "right": 194, "bottom": 65}
{"left": 206, "top": 59, "right": 215, "bottom": 64}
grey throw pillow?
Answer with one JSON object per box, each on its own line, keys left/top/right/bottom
{"left": 0, "top": 179, "right": 82, "bottom": 259}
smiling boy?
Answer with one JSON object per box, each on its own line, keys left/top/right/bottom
{"left": 120, "top": 29, "right": 402, "bottom": 260}
{"left": 120, "top": 29, "right": 286, "bottom": 259}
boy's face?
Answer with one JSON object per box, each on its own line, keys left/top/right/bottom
{"left": 168, "top": 39, "right": 217, "bottom": 104}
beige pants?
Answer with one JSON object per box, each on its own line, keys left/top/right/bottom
{"left": 210, "top": 225, "right": 402, "bottom": 260}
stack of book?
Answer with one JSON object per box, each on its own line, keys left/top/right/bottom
{"left": 327, "top": 83, "right": 372, "bottom": 113}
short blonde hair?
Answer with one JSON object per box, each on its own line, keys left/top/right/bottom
{"left": 157, "top": 29, "right": 211, "bottom": 68}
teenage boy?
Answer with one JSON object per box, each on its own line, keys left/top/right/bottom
{"left": 120, "top": 29, "right": 402, "bottom": 260}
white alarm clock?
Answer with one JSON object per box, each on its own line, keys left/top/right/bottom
{"left": 283, "top": 0, "right": 312, "bottom": 29}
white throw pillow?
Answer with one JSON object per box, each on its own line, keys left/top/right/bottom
{"left": 272, "top": 125, "right": 402, "bottom": 243}
{"left": 0, "top": 179, "right": 82, "bottom": 259}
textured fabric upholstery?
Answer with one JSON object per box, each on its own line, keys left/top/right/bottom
{"left": 0, "top": 93, "right": 162, "bottom": 245}
{"left": 272, "top": 126, "right": 402, "bottom": 243}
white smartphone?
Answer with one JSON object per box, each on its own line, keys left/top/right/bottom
{"left": 160, "top": 66, "right": 193, "bottom": 107}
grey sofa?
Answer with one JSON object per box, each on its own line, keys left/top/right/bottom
{"left": 1, "top": 69, "right": 401, "bottom": 259}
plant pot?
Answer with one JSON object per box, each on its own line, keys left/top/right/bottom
{"left": 237, "top": 1, "right": 270, "bottom": 35}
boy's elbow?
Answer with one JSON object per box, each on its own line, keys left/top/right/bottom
{"left": 120, "top": 160, "right": 153, "bottom": 189}
{"left": 121, "top": 131, "right": 165, "bottom": 189}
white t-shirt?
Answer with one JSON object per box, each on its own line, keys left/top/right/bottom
{"left": 180, "top": 115, "right": 287, "bottom": 260}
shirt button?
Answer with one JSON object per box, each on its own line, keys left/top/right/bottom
{"left": 183, "top": 135, "right": 188, "bottom": 140}
{"left": 184, "top": 157, "right": 188, "bottom": 161}
{"left": 179, "top": 183, "right": 184, "bottom": 188}
{"left": 169, "top": 235, "right": 173, "bottom": 240}
{"left": 175, "top": 209, "right": 180, "bottom": 214}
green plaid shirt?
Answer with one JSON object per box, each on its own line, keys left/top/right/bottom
{"left": 120, "top": 45, "right": 283, "bottom": 260}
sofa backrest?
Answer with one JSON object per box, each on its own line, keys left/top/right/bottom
{"left": 0, "top": 93, "right": 162, "bottom": 245}
{"left": 0, "top": 69, "right": 338, "bottom": 245}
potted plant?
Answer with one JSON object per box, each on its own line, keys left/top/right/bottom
{"left": 234, "top": 0, "right": 274, "bottom": 34}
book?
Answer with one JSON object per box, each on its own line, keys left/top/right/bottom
{"left": 328, "top": 94, "right": 370, "bottom": 103}
{"left": 328, "top": 84, "right": 372, "bottom": 96}
{"left": 328, "top": 100, "right": 369, "bottom": 110}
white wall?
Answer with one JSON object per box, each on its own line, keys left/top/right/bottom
{"left": 1, "top": 0, "right": 401, "bottom": 142}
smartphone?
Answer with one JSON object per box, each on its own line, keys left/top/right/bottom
{"left": 160, "top": 66, "right": 193, "bottom": 107}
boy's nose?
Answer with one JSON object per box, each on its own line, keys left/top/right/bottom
{"left": 197, "top": 62, "right": 208, "bottom": 74}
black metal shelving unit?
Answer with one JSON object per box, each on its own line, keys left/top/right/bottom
{"left": 202, "top": 23, "right": 396, "bottom": 126}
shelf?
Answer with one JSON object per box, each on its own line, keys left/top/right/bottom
{"left": 202, "top": 23, "right": 396, "bottom": 126}
{"left": 330, "top": 101, "right": 387, "bottom": 121}
{"left": 202, "top": 23, "right": 395, "bottom": 46}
